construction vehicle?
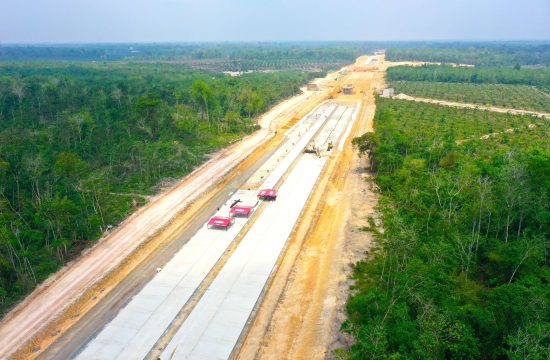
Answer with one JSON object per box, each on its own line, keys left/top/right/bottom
{"left": 207, "top": 216, "right": 235, "bottom": 230}
{"left": 327, "top": 141, "right": 333, "bottom": 152}
{"left": 304, "top": 142, "right": 320, "bottom": 156}
{"left": 258, "top": 188, "right": 278, "bottom": 201}
{"left": 330, "top": 85, "right": 341, "bottom": 99}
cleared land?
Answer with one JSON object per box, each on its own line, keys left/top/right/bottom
{"left": 74, "top": 190, "right": 259, "bottom": 359}
{"left": 162, "top": 155, "right": 327, "bottom": 359}
{"left": 157, "top": 101, "right": 355, "bottom": 359}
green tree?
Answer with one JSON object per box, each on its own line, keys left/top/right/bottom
{"left": 191, "top": 80, "right": 212, "bottom": 122}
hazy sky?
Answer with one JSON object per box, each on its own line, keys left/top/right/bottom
{"left": 1, "top": 0, "right": 549, "bottom": 43}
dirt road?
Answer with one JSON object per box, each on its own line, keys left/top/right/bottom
{"left": 394, "top": 93, "right": 550, "bottom": 119}
{"left": 386, "top": 61, "right": 474, "bottom": 68}
{"left": 236, "top": 56, "right": 384, "bottom": 359}
{"left": 0, "top": 86, "right": 327, "bottom": 360}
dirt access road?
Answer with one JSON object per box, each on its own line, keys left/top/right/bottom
{"left": 0, "top": 84, "right": 328, "bottom": 360}
{"left": 386, "top": 61, "right": 474, "bottom": 68}
{"left": 394, "top": 93, "right": 550, "bottom": 119}
{"left": 236, "top": 55, "right": 385, "bottom": 359}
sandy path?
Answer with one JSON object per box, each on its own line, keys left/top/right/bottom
{"left": 394, "top": 93, "right": 550, "bottom": 118}
{"left": 386, "top": 61, "right": 474, "bottom": 68}
{"left": 0, "top": 88, "right": 322, "bottom": 360}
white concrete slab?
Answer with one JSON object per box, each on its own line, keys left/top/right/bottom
{"left": 245, "top": 103, "right": 333, "bottom": 188}
{"left": 313, "top": 105, "right": 347, "bottom": 147}
{"left": 74, "top": 191, "right": 257, "bottom": 360}
{"left": 261, "top": 105, "right": 336, "bottom": 189}
{"left": 338, "top": 103, "right": 360, "bottom": 151}
{"left": 161, "top": 155, "right": 327, "bottom": 360}
{"left": 160, "top": 103, "right": 356, "bottom": 360}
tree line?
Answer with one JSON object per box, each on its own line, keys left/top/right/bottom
{"left": 4, "top": 42, "right": 549, "bottom": 67}
{"left": 386, "top": 43, "right": 550, "bottom": 66}
{"left": 387, "top": 65, "right": 550, "bottom": 88}
{"left": 0, "top": 43, "right": 369, "bottom": 65}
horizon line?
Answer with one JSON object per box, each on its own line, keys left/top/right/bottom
{"left": 2, "top": 39, "right": 550, "bottom": 46}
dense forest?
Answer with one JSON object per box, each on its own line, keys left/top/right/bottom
{"left": 4, "top": 42, "right": 550, "bottom": 71}
{"left": 344, "top": 98, "right": 549, "bottom": 359}
{"left": 0, "top": 43, "right": 375, "bottom": 71}
{"left": 387, "top": 65, "right": 550, "bottom": 87}
{"left": 386, "top": 43, "right": 550, "bottom": 66}
{"left": 4, "top": 42, "right": 550, "bottom": 67}
{"left": 0, "top": 62, "right": 314, "bottom": 314}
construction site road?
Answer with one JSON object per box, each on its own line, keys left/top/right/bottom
{"left": 43, "top": 158, "right": 274, "bottom": 360}
{"left": 159, "top": 102, "right": 355, "bottom": 360}
{"left": 237, "top": 55, "right": 385, "bottom": 359}
{"left": 73, "top": 191, "right": 259, "bottom": 360}
{"left": 162, "top": 155, "right": 328, "bottom": 360}
{"left": 1, "top": 84, "right": 328, "bottom": 360}
{"left": 71, "top": 102, "right": 344, "bottom": 360}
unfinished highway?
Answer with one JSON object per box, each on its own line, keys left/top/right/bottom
{"left": 158, "top": 104, "right": 356, "bottom": 359}
{"left": 0, "top": 84, "right": 328, "bottom": 360}
{"left": 71, "top": 101, "right": 357, "bottom": 359}
{"left": 1, "top": 54, "right": 384, "bottom": 360}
